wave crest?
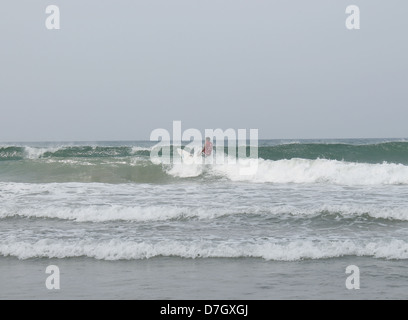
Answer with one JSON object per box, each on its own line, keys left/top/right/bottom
{"left": 1, "top": 239, "right": 407, "bottom": 261}
{"left": 211, "top": 158, "right": 408, "bottom": 185}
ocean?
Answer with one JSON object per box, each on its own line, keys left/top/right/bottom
{"left": 1, "top": 139, "right": 408, "bottom": 300}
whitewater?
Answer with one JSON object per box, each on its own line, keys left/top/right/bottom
{"left": 1, "top": 139, "right": 408, "bottom": 299}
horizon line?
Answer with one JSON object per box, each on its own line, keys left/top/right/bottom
{"left": 1, "top": 137, "right": 407, "bottom": 144}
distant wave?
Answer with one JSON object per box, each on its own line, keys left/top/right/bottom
{"left": 1, "top": 239, "right": 407, "bottom": 261}
{"left": 0, "top": 145, "right": 151, "bottom": 161}
{"left": 257, "top": 141, "right": 408, "bottom": 164}
{"left": 1, "top": 141, "right": 408, "bottom": 163}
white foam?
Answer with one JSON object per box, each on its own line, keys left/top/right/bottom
{"left": 166, "top": 163, "right": 203, "bottom": 178}
{"left": 1, "top": 239, "right": 407, "bottom": 261}
{"left": 23, "top": 146, "right": 63, "bottom": 159}
{"left": 0, "top": 205, "right": 231, "bottom": 222}
{"left": 43, "top": 159, "right": 95, "bottom": 165}
{"left": 131, "top": 146, "right": 152, "bottom": 153}
{"left": 210, "top": 158, "right": 408, "bottom": 185}
{"left": 2, "top": 204, "right": 408, "bottom": 222}
{"left": 1, "top": 180, "right": 408, "bottom": 222}
{"left": 154, "top": 153, "right": 408, "bottom": 185}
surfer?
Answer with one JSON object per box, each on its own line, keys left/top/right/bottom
{"left": 201, "top": 137, "right": 213, "bottom": 156}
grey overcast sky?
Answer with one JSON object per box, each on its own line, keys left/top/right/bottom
{"left": 0, "top": 0, "right": 407, "bottom": 141}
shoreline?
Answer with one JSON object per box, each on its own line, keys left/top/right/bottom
{"left": 1, "top": 256, "right": 407, "bottom": 300}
